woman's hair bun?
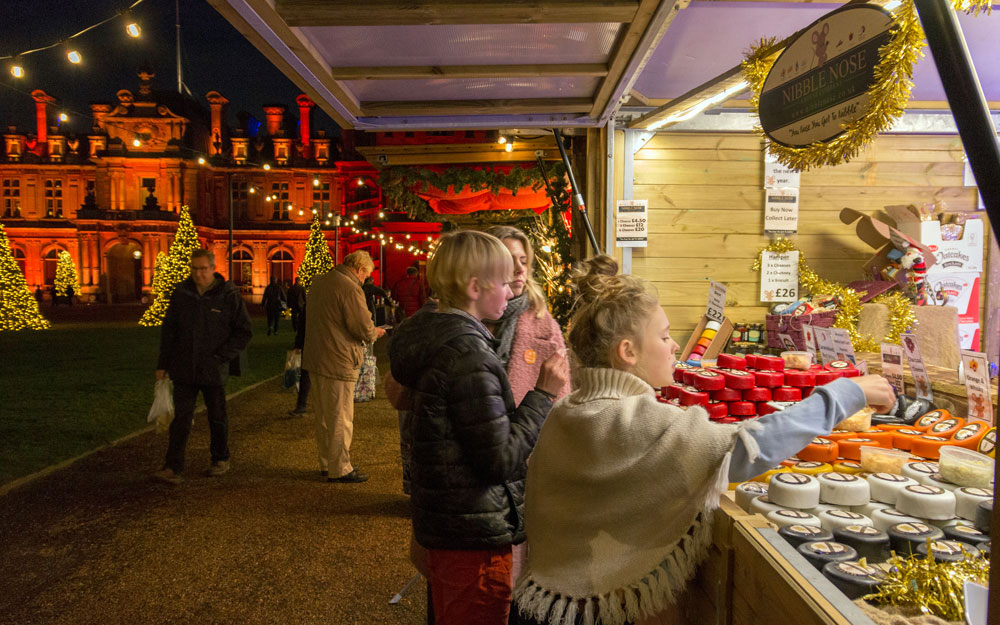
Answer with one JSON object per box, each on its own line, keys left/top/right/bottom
{"left": 572, "top": 255, "right": 622, "bottom": 305}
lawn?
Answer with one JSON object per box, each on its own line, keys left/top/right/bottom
{"left": 0, "top": 315, "right": 293, "bottom": 485}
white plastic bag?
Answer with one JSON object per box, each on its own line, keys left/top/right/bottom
{"left": 283, "top": 350, "right": 301, "bottom": 390}
{"left": 147, "top": 378, "right": 174, "bottom": 433}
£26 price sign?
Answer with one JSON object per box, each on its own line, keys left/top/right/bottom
{"left": 760, "top": 251, "right": 799, "bottom": 302}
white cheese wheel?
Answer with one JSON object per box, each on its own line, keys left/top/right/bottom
{"left": 767, "top": 509, "right": 822, "bottom": 528}
{"left": 818, "top": 472, "right": 871, "bottom": 506}
{"left": 867, "top": 473, "right": 919, "bottom": 505}
{"left": 769, "top": 472, "right": 821, "bottom": 510}
{"left": 735, "top": 481, "right": 769, "bottom": 512}
{"left": 852, "top": 501, "right": 887, "bottom": 518}
{"left": 901, "top": 461, "right": 939, "bottom": 484}
{"left": 818, "top": 509, "right": 874, "bottom": 532}
{"left": 955, "top": 487, "right": 994, "bottom": 521}
{"left": 925, "top": 473, "right": 960, "bottom": 492}
{"left": 871, "top": 508, "right": 922, "bottom": 532}
{"left": 750, "top": 495, "right": 788, "bottom": 516}
{"left": 896, "top": 484, "right": 957, "bottom": 521}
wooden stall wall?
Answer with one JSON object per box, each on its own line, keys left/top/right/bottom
{"left": 629, "top": 132, "right": 989, "bottom": 347}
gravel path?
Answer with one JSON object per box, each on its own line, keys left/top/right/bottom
{"left": 0, "top": 348, "right": 426, "bottom": 625}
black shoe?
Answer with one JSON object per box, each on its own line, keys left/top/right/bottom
{"left": 328, "top": 469, "right": 368, "bottom": 483}
{"left": 288, "top": 409, "right": 306, "bottom": 418}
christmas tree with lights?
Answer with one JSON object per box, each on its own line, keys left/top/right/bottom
{"left": 140, "top": 206, "right": 201, "bottom": 326}
{"left": 54, "top": 250, "right": 79, "bottom": 298}
{"left": 0, "top": 223, "right": 50, "bottom": 330}
{"left": 296, "top": 215, "right": 334, "bottom": 292}
{"left": 149, "top": 251, "right": 168, "bottom": 299}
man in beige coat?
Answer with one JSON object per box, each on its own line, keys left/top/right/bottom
{"left": 302, "top": 250, "right": 385, "bottom": 483}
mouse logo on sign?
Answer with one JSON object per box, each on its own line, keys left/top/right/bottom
{"left": 812, "top": 23, "right": 831, "bottom": 67}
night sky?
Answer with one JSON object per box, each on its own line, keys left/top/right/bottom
{"left": 0, "top": 0, "right": 342, "bottom": 138}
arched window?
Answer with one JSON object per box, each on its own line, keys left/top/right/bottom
{"left": 269, "top": 249, "right": 293, "bottom": 285}
{"left": 43, "top": 248, "right": 61, "bottom": 285}
{"left": 231, "top": 249, "right": 253, "bottom": 290}
{"left": 11, "top": 247, "right": 26, "bottom": 275}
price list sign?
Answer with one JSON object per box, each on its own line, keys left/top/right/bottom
{"left": 759, "top": 251, "right": 799, "bottom": 302}
{"left": 706, "top": 281, "right": 727, "bottom": 325}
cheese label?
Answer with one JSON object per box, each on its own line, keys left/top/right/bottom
{"left": 829, "top": 510, "right": 862, "bottom": 519}
{"left": 931, "top": 418, "right": 960, "bottom": 433}
{"left": 777, "top": 510, "right": 812, "bottom": 519}
{"left": 959, "top": 487, "right": 991, "bottom": 497}
{"left": 828, "top": 360, "right": 852, "bottom": 369}
{"left": 844, "top": 525, "right": 880, "bottom": 535}
{"left": 838, "top": 462, "right": 862, "bottom": 469}
{"left": 846, "top": 438, "right": 874, "bottom": 443}
{"left": 951, "top": 525, "right": 984, "bottom": 536}
{"left": 795, "top": 462, "right": 824, "bottom": 469}
{"left": 740, "top": 482, "right": 768, "bottom": 494}
{"left": 809, "top": 542, "right": 848, "bottom": 554}
{"left": 921, "top": 436, "right": 948, "bottom": 442}
{"left": 836, "top": 562, "right": 878, "bottom": 577}
{"left": 906, "top": 484, "right": 944, "bottom": 495}
{"left": 872, "top": 473, "right": 907, "bottom": 482}
{"left": 916, "top": 410, "right": 947, "bottom": 426}
{"left": 896, "top": 523, "right": 931, "bottom": 534}
{"left": 906, "top": 462, "right": 938, "bottom": 474}
{"left": 978, "top": 429, "right": 996, "bottom": 455}
{"left": 721, "top": 368, "right": 753, "bottom": 376}
{"left": 698, "top": 370, "right": 721, "bottom": 378}
{"left": 898, "top": 429, "right": 922, "bottom": 436}
{"left": 928, "top": 541, "right": 962, "bottom": 555}
{"left": 812, "top": 437, "right": 832, "bottom": 445}
{"left": 776, "top": 473, "right": 812, "bottom": 485}
{"left": 954, "top": 424, "right": 985, "bottom": 440}
{"left": 789, "top": 525, "right": 824, "bottom": 534}
{"left": 823, "top": 473, "right": 857, "bottom": 482}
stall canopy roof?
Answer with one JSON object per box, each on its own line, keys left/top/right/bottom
{"left": 208, "top": 0, "right": 1000, "bottom": 131}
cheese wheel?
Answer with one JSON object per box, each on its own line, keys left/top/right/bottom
{"left": 696, "top": 336, "right": 713, "bottom": 349}
{"left": 825, "top": 430, "right": 856, "bottom": 442}
{"left": 819, "top": 509, "right": 873, "bottom": 532}
{"left": 925, "top": 473, "right": 960, "bottom": 492}
{"left": 977, "top": 428, "right": 996, "bottom": 458}
{"left": 818, "top": 472, "right": 871, "bottom": 506}
{"left": 753, "top": 370, "right": 785, "bottom": 388}
{"left": 913, "top": 409, "right": 951, "bottom": 432}
{"left": 892, "top": 428, "right": 925, "bottom": 451}
{"left": 751, "top": 466, "right": 789, "bottom": 483}
{"left": 798, "top": 541, "right": 858, "bottom": 571}
{"left": 871, "top": 508, "right": 923, "bottom": 532}
{"left": 852, "top": 501, "right": 887, "bottom": 518}
{"left": 832, "top": 460, "right": 863, "bottom": 474}
{"left": 910, "top": 435, "right": 955, "bottom": 460}
{"left": 756, "top": 355, "right": 786, "bottom": 372}
{"left": 778, "top": 524, "right": 834, "bottom": 548}
{"left": 798, "top": 438, "right": 840, "bottom": 463}
{"left": 977, "top": 540, "right": 991, "bottom": 558}
{"left": 705, "top": 319, "right": 722, "bottom": 332}
{"left": 690, "top": 344, "right": 707, "bottom": 356}
{"left": 916, "top": 540, "right": 976, "bottom": 562}
{"left": 728, "top": 401, "right": 756, "bottom": 416}
{"left": 791, "top": 462, "right": 833, "bottom": 476}
{"left": 896, "top": 484, "right": 957, "bottom": 520}
{"left": 678, "top": 386, "right": 710, "bottom": 407}
{"left": 767, "top": 509, "right": 822, "bottom": 528}
{"left": 950, "top": 422, "right": 990, "bottom": 450}
{"left": 858, "top": 430, "right": 896, "bottom": 448}
{"left": 901, "top": 461, "right": 939, "bottom": 484}
{"left": 814, "top": 370, "right": 842, "bottom": 385}
{"left": 757, "top": 402, "right": 778, "bottom": 416}
{"left": 735, "top": 481, "right": 769, "bottom": 512}
{"left": 692, "top": 369, "right": 726, "bottom": 391}
{"left": 673, "top": 362, "right": 695, "bottom": 380}
{"left": 830, "top": 527, "right": 891, "bottom": 565}
{"left": 840, "top": 368, "right": 862, "bottom": 378}
{"left": 825, "top": 360, "right": 855, "bottom": 373}
{"left": 663, "top": 384, "right": 685, "bottom": 400}
{"left": 718, "top": 368, "right": 755, "bottom": 390}
{"left": 784, "top": 370, "right": 816, "bottom": 387}
{"left": 773, "top": 386, "right": 802, "bottom": 402}
{"left": 822, "top": 561, "right": 886, "bottom": 600}
{"left": 717, "top": 353, "right": 746, "bottom": 370}
{"left": 928, "top": 516, "right": 972, "bottom": 529}
{"left": 749, "top": 494, "right": 788, "bottom": 515}
{"left": 769, "top": 472, "right": 821, "bottom": 509}
{"left": 870, "top": 419, "right": 909, "bottom": 431}
{"left": 706, "top": 401, "right": 728, "bottom": 420}
{"left": 742, "top": 387, "right": 771, "bottom": 402}
{"left": 887, "top": 522, "right": 944, "bottom": 555}
{"left": 976, "top": 500, "right": 993, "bottom": 532}
{"left": 955, "top": 487, "right": 993, "bottom": 521}
{"left": 679, "top": 368, "right": 703, "bottom": 386}
{"left": 838, "top": 438, "right": 881, "bottom": 461}
{"left": 744, "top": 354, "right": 760, "bottom": 368}
{"left": 944, "top": 523, "right": 988, "bottom": 546}
{"left": 711, "top": 387, "right": 742, "bottom": 402}
{"left": 926, "top": 416, "right": 966, "bottom": 438}
{"left": 800, "top": 387, "right": 814, "bottom": 398}
{"left": 702, "top": 327, "right": 719, "bottom": 340}
{"left": 867, "top": 473, "right": 919, "bottom": 505}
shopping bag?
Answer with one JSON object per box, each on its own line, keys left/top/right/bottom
{"left": 283, "top": 350, "right": 301, "bottom": 390}
{"left": 354, "top": 344, "right": 378, "bottom": 403}
{"left": 147, "top": 378, "right": 174, "bottom": 433}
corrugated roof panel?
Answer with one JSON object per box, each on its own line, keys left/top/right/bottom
{"left": 299, "top": 23, "right": 621, "bottom": 66}
{"left": 346, "top": 77, "right": 602, "bottom": 102}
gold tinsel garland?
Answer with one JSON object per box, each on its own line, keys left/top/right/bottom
{"left": 752, "top": 239, "right": 916, "bottom": 351}
{"left": 864, "top": 549, "right": 989, "bottom": 621}
{"left": 742, "top": 1, "right": 925, "bottom": 171}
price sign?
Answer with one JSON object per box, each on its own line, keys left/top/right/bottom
{"left": 813, "top": 327, "right": 838, "bottom": 365}
{"left": 615, "top": 200, "right": 648, "bottom": 248}
{"left": 706, "top": 281, "right": 727, "bottom": 324}
{"left": 830, "top": 328, "right": 857, "bottom": 365}
{"left": 961, "top": 350, "right": 993, "bottom": 425}
{"left": 901, "top": 333, "right": 934, "bottom": 402}
{"left": 880, "top": 343, "right": 905, "bottom": 396}
{"left": 760, "top": 251, "right": 799, "bottom": 302}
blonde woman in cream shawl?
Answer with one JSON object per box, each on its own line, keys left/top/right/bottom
{"left": 513, "top": 256, "right": 895, "bottom": 625}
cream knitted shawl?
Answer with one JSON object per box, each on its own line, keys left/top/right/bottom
{"left": 515, "top": 368, "right": 762, "bottom": 625}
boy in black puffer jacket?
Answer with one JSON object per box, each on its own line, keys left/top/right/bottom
{"left": 390, "top": 231, "right": 567, "bottom": 625}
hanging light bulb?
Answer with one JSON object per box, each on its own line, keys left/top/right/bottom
{"left": 10, "top": 57, "right": 24, "bottom": 78}
{"left": 265, "top": 195, "right": 273, "bottom": 201}
{"left": 298, "top": 209, "right": 304, "bottom": 216}
{"left": 58, "top": 113, "right": 69, "bottom": 122}
{"left": 405, "top": 234, "right": 411, "bottom": 240}
{"left": 497, "top": 135, "right": 507, "bottom": 144}
{"left": 248, "top": 187, "right": 255, "bottom": 194}
{"left": 263, "top": 163, "right": 271, "bottom": 170}
{"left": 132, "top": 138, "right": 141, "bottom": 147}
{"left": 378, "top": 211, "right": 385, "bottom": 218}
{"left": 504, "top": 142, "right": 514, "bottom": 152}
{"left": 313, "top": 178, "right": 320, "bottom": 187}
{"left": 65, "top": 43, "right": 82, "bottom": 64}
{"left": 125, "top": 14, "right": 141, "bottom": 38}
{"left": 198, "top": 157, "right": 206, "bottom": 165}
{"left": 356, "top": 178, "right": 365, "bottom": 187}
{"left": 325, "top": 220, "right": 330, "bottom": 225}
{"left": 327, "top": 212, "right": 333, "bottom": 218}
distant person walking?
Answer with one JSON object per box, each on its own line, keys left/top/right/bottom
{"left": 153, "top": 249, "right": 252, "bottom": 485}
{"left": 288, "top": 299, "right": 310, "bottom": 418}
{"left": 391, "top": 266, "right": 425, "bottom": 320}
{"left": 362, "top": 276, "right": 390, "bottom": 323}
{"left": 262, "top": 276, "right": 286, "bottom": 336}
{"left": 286, "top": 277, "right": 306, "bottom": 331}
{"left": 303, "top": 250, "right": 385, "bottom": 483}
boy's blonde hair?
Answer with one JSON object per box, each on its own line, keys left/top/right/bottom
{"left": 428, "top": 230, "right": 513, "bottom": 309}
{"left": 485, "top": 225, "right": 547, "bottom": 318}
{"left": 568, "top": 255, "right": 660, "bottom": 368}
{"left": 343, "top": 250, "right": 375, "bottom": 273}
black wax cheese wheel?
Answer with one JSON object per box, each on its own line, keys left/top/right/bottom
{"left": 871, "top": 414, "right": 907, "bottom": 428}
{"left": 943, "top": 524, "right": 988, "bottom": 546}
{"left": 833, "top": 524, "right": 890, "bottom": 562}
{"left": 977, "top": 541, "right": 990, "bottom": 558}
{"left": 822, "top": 561, "right": 886, "bottom": 600}
{"left": 975, "top": 499, "right": 993, "bottom": 533}
{"left": 887, "top": 522, "right": 944, "bottom": 555}
{"left": 797, "top": 541, "right": 858, "bottom": 571}
{"left": 916, "top": 540, "right": 977, "bottom": 562}
{"left": 778, "top": 524, "right": 834, "bottom": 548}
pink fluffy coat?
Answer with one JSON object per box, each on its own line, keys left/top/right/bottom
{"left": 506, "top": 309, "right": 571, "bottom": 405}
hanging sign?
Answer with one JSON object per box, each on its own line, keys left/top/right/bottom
{"left": 759, "top": 251, "right": 799, "bottom": 302}
{"left": 706, "top": 281, "right": 727, "bottom": 325}
{"left": 764, "top": 188, "right": 800, "bottom": 233}
{"left": 961, "top": 350, "right": 993, "bottom": 425}
{"left": 880, "top": 343, "right": 905, "bottom": 396}
{"left": 764, "top": 156, "right": 801, "bottom": 189}
{"left": 901, "top": 333, "right": 934, "bottom": 402}
{"left": 758, "top": 5, "right": 894, "bottom": 148}
{"left": 615, "top": 200, "right": 648, "bottom": 248}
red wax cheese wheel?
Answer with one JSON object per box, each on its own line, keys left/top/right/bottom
{"left": 719, "top": 368, "right": 756, "bottom": 390}
{"left": 753, "top": 370, "right": 785, "bottom": 388}
{"left": 717, "top": 353, "right": 747, "bottom": 370}
{"left": 840, "top": 368, "right": 861, "bottom": 378}
{"left": 814, "top": 370, "right": 843, "bottom": 385}
{"left": 692, "top": 370, "right": 726, "bottom": 391}
{"left": 825, "top": 360, "right": 855, "bottom": 372}
{"left": 679, "top": 368, "right": 703, "bottom": 386}
{"left": 656, "top": 396, "right": 669, "bottom": 404}
{"left": 679, "top": 386, "right": 710, "bottom": 407}
{"left": 758, "top": 402, "right": 778, "bottom": 416}
{"left": 784, "top": 370, "right": 817, "bottom": 387}
{"left": 910, "top": 436, "right": 955, "bottom": 460}
{"left": 744, "top": 354, "right": 760, "bottom": 369}
{"left": 706, "top": 402, "right": 728, "bottom": 420}
{"left": 664, "top": 384, "right": 684, "bottom": 400}
{"left": 798, "top": 437, "right": 840, "bottom": 463}
{"left": 859, "top": 430, "right": 896, "bottom": 448}
{"left": 892, "top": 429, "right": 925, "bottom": 451}
{"left": 711, "top": 387, "right": 742, "bottom": 402}
{"left": 690, "top": 344, "right": 708, "bottom": 356}
{"left": 728, "top": 401, "right": 756, "bottom": 416}
{"left": 838, "top": 438, "right": 881, "bottom": 461}
{"left": 773, "top": 387, "right": 803, "bottom": 402}
{"left": 801, "top": 387, "right": 814, "bottom": 398}
{"left": 914, "top": 409, "right": 950, "bottom": 432}
{"left": 743, "top": 387, "right": 772, "bottom": 402}
{"left": 950, "top": 422, "right": 990, "bottom": 450}
{"left": 926, "top": 416, "right": 966, "bottom": 438}
{"left": 756, "top": 355, "right": 786, "bottom": 372}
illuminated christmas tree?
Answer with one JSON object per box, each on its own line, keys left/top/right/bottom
{"left": 149, "top": 251, "right": 168, "bottom": 298}
{"left": 0, "top": 223, "right": 50, "bottom": 330}
{"left": 296, "top": 215, "right": 334, "bottom": 292}
{"left": 54, "top": 250, "right": 79, "bottom": 298}
{"left": 139, "top": 206, "right": 201, "bottom": 326}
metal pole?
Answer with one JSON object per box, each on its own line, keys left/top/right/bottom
{"left": 552, "top": 128, "right": 601, "bottom": 254}
{"left": 175, "top": 0, "right": 182, "bottom": 94}
{"left": 228, "top": 173, "right": 234, "bottom": 280}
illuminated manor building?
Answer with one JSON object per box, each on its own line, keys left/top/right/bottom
{"left": 0, "top": 71, "right": 395, "bottom": 303}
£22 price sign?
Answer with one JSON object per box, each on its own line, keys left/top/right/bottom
{"left": 706, "top": 281, "right": 727, "bottom": 324}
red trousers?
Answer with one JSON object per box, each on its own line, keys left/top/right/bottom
{"left": 426, "top": 546, "right": 513, "bottom": 625}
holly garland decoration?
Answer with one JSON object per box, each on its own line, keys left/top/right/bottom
{"left": 139, "top": 206, "right": 201, "bottom": 327}
{"left": 297, "top": 215, "right": 335, "bottom": 293}
{"left": 0, "top": 223, "right": 50, "bottom": 330}
{"left": 54, "top": 250, "right": 79, "bottom": 298}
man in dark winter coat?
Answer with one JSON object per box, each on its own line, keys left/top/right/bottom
{"left": 262, "top": 276, "right": 286, "bottom": 335}
{"left": 153, "top": 249, "right": 252, "bottom": 484}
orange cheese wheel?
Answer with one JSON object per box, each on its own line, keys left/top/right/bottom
{"left": 780, "top": 456, "right": 802, "bottom": 467}
{"left": 949, "top": 422, "right": 989, "bottom": 451}
{"left": 913, "top": 409, "right": 951, "bottom": 432}
{"left": 797, "top": 437, "right": 839, "bottom": 463}
{"left": 859, "top": 430, "right": 896, "bottom": 448}
{"left": 838, "top": 438, "right": 881, "bottom": 461}
{"left": 892, "top": 428, "right": 925, "bottom": 451}
{"left": 832, "top": 460, "right": 864, "bottom": 474}
{"left": 925, "top": 416, "right": 966, "bottom": 438}
{"left": 825, "top": 430, "right": 856, "bottom": 442}
{"left": 910, "top": 435, "right": 956, "bottom": 460}
{"left": 872, "top": 423, "right": 912, "bottom": 432}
